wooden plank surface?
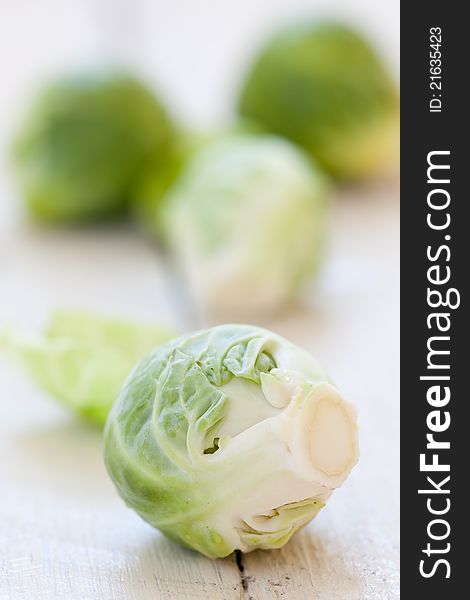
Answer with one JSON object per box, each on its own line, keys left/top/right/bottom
{"left": 0, "top": 180, "right": 399, "bottom": 599}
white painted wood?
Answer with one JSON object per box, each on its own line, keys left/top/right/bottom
{"left": 0, "top": 178, "right": 399, "bottom": 600}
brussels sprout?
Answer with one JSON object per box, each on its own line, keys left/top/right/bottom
{"left": 130, "top": 125, "right": 264, "bottom": 239}
{"left": 238, "top": 22, "right": 399, "bottom": 179}
{"left": 12, "top": 70, "right": 175, "bottom": 222}
{"left": 160, "top": 134, "right": 329, "bottom": 315}
{"left": 104, "top": 324, "right": 358, "bottom": 558}
{"left": 1, "top": 311, "right": 176, "bottom": 425}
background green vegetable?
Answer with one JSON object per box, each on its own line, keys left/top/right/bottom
{"left": 160, "top": 134, "right": 329, "bottom": 315}
{"left": 1, "top": 311, "right": 176, "bottom": 425}
{"left": 130, "top": 124, "right": 263, "bottom": 239}
{"left": 12, "top": 70, "right": 175, "bottom": 223}
{"left": 238, "top": 22, "right": 399, "bottom": 179}
{"left": 104, "top": 324, "right": 358, "bottom": 558}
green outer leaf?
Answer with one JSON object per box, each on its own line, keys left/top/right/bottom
{"left": 238, "top": 498, "right": 324, "bottom": 549}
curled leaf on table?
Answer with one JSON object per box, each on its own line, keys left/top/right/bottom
{"left": 1, "top": 311, "right": 177, "bottom": 425}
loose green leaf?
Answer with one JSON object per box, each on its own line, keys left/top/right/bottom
{"left": 1, "top": 311, "right": 176, "bottom": 425}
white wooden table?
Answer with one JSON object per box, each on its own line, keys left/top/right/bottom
{"left": 0, "top": 178, "right": 399, "bottom": 600}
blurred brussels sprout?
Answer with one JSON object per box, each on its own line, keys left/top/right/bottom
{"left": 238, "top": 22, "right": 399, "bottom": 179}
{"left": 1, "top": 311, "right": 176, "bottom": 425}
{"left": 160, "top": 134, "right": 329, "bottom": 316}
{"left": 104, "top": 324, "right": 358, "bottom": 558}
{"left": 130, "top": 124, "right": 263, "bottom": 239}
{"left": 12, "top": 69, "right": 175, "bottom": 222}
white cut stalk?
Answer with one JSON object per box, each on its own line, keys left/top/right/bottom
{"left": 276, "top": 382, "right": 358, "bottom": 489}
{"left": 206, "top": 378, "right": 358, "bottom": 551}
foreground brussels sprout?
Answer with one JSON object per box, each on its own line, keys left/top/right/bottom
{"left": 238, "top": 22, "right": 399, "bottom": 179}
{"left": 104, "top": 324, "right": 358, "bottom": 558}
{"left": 160, "top": 135, "right": 329, "bottom": 315}
{"left": 1, "top": 311, "right": 176, "bottom": 425}
{"left": 12, "top": 70, "right": 175, "bottom": 222}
